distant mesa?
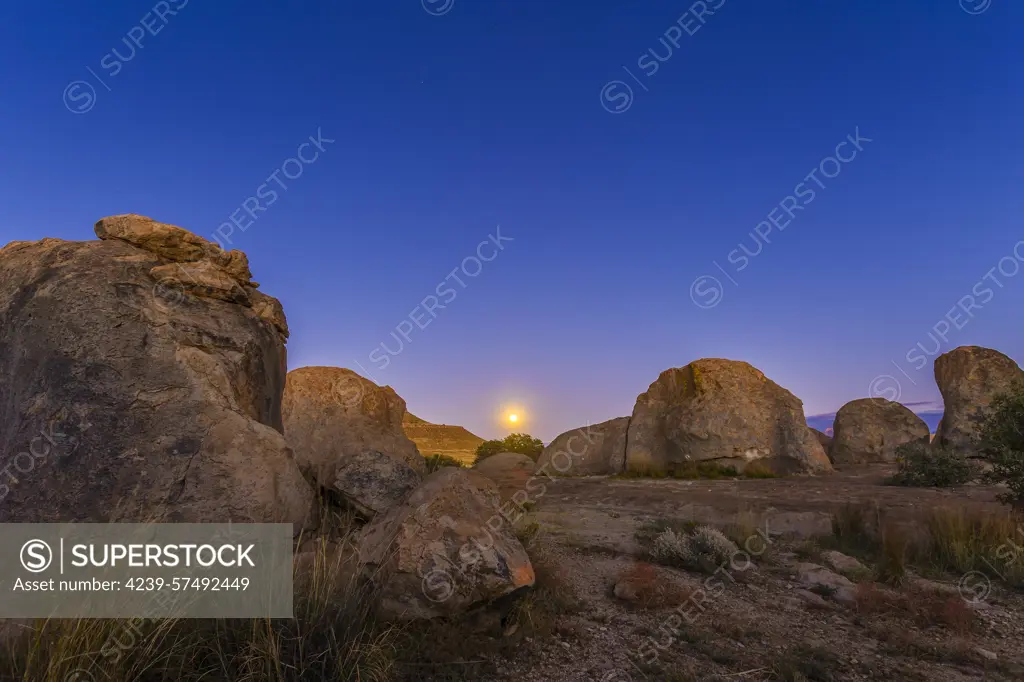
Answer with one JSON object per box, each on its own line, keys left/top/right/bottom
{"left": 402, "top": 412, "right": 485, "bottom": 466}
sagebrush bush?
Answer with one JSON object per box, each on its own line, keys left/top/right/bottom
{"left": 978, "top": 382, "right": 1024, "bottom": 508}
{"left": 886, "top": 441, "right": 976, "bottom": 488}
{"left": 649, "top": 525, "right": 738, "bottom": 572}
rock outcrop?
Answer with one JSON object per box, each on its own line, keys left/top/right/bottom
{"left": 402, "top": 412, "right": 484, "bottom": 466}
{"left": 282, "top": 367, "right": 425, "bottom": 505}
{"left": 0, "top": 215, "right": 313, "bottom": 526}
{"left": 625, "top": 359, "right": 832, "bottom": 474}
{"left": 536, "top": 417, "right": 630, "bottom": 476}
{"left": 357, "top": 468, "right": 535, "bottom": 620}
{"left": 332, "top": 450, "right": 422, "bottom": 518}
{"left": 812, "top": 428, "right": 833, "bottom": 457}
{"left": 830, "top": 398, "right": 930, "bottom": 466}
{"left": 934, "top": 346, "right": 1024, "bottom": 454}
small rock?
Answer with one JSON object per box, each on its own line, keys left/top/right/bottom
{"left": 821, "top": 550, "right": 867, "bottom": 576}
{"left": 796, "top": 563, "right": 857, "bottom": 604}
{"left": 795, "top": 588, "right": 831, "bottom": 609}
{"left": 976, "top": 647, "right": 998, "bottom": 662}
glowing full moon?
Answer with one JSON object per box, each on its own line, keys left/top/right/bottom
{"left": 508, "top": 414, "right": 519, "bottom": 423}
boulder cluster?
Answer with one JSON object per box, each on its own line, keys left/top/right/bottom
{"left": 0, "top": 215, "right": 532, "bottom": 622}
{"left": 538, "top": 358, "right": 833, "bottom": 477}
{"left": 538, "top": 347, "right": 1023, "bottom": 475}
{"left": 1, "top": 215, "right": 1019, "bottom": 622}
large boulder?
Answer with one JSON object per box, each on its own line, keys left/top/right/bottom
{"left": 934, "top": 346, "right": 1024, "bottom": 454}
{"left": 536, "top": 417, "right": 630, "bottom": 476}
{"left": 625, "top": 359, "right": 832, "bottom": 474}
{"left": 0, "top": 215, "right": 313, "bottom": 526}
{"left": 357, "top": 468, "right": 535, "bottom": 620}
{"left": 282, "top": 367, "right": 425, "bottom": 495}
{"left": 830, "top": 398, "right": 930, "bottom": 466}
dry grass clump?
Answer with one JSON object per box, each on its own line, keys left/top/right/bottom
{"left": 614, "top": 562, "right": 695, "bottom": 609}
{"left": 771, "top": 643, "right": 841, "bottom": 682}
{"left": 827, "top": 503, "right": 1024, "bottom": 588}
{"left": 854, "top": 583, "right": 975, "bottom": 635}
{"left": 0, "top": 535, "right": 396, "bottom": 682}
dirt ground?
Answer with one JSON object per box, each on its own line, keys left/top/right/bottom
{"left": 458, "top": 468, "right": 1024, "bottom": 682}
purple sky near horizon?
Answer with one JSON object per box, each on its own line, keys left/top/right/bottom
{"left": 0, "top": 1, "right": 1021, "bottom": 441}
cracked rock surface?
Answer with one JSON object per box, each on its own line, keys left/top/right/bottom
{"left": 0, "top": 215, "right": 312, "bottom": 526}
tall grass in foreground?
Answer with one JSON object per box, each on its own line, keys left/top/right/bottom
{"left": 827, "top": 503, "right": 1024, "bottom": 588}
{"left": 0, "top": 534, "right": 396, "bottom": 682}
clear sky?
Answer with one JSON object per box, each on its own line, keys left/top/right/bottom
{"left": 1, "top": 1, "right": 1021, "bottom": 441}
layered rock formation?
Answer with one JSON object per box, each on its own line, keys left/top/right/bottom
{"left": 934, "top": 346, "right": 1024, "bottom": 453}
{"left": 625, "top": 359, "right": 832, "bottom": 474}
{"left": 536, "top": 417, "right": 630, "bottom": 476}
{"left": 0, "top": 215, "right": 312, "bottom": 525}
{"left": 358, "top": 468, "right": 535, "bottom": 620}
{"left": 830, "top": 398, "right": 929, "bottom": 466}
{"left": 402, "top": 412, "right": 484, "bottom": 466}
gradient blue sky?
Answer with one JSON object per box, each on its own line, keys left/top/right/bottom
{"left": 1, "top": 1, "right": 1021, "bottom": 441}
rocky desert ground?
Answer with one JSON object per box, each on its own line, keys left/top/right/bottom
{"left": 1, "top": 215, "right": 1022, "bottom": 682}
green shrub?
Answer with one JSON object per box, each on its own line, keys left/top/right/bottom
{"left": 978, "top": 382, "right": 1024, "bottom": 508}
{"left": 473, "top": 433, "right": 544, "bottom": 465}
{"left": 886, "top": 441, "right": 976, "bottom": 488}
{"left": 423, "top": 453, "right": 465, "bottom": 473}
